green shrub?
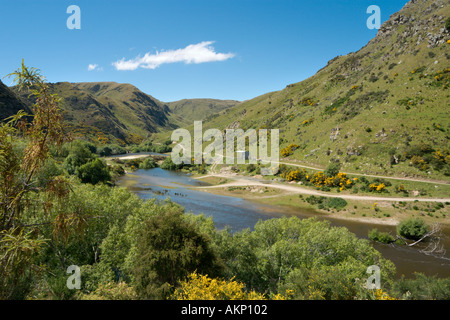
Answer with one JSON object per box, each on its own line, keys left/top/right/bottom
{"left": 396, "top": 218, "right": 429, "bottom": 241}
{"left": 368, "top": 229, "right": 395, "bottom": 244}
{"left": 139, "top": 157, "right": 157, "bottom": 170}
{"left": 388, "top": 63, "right": 397, "bottom": 70}
{"left": 132, "top": 210, "right": 223, "bottom": 299}
{"left": 325, "top": 197, "right": 347, "bottom": 210}
{"left": 324, "top": 162, "right": 341, "bottom": 177}
{"left": 36, "top": 158, "right": 63, "bottom": 188}
{"left": 305, "top": 196, "right": 325, "bottom": 205}
{"left": 160, "top": 157, "right": 182, "bottom": 171}
{"left": 76, "top": 158, "right": 111, "bottom": 185}
{"left": 98, "top": 146, "right": 113, "bottom": 157}
{"left": 305, "top": 196, "right": 347, "bottom": 210}
{"left": 392, "top": 273, "right": 450, "bottom": 300}
{"left": 63, "top": 141, "right": 96, "bottom": 175}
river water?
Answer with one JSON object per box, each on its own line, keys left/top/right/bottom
{"left": 116, "top": 167, "right": 450, "bottom": 279}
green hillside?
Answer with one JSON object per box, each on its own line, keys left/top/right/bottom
{"left": 168, "top": 0, "right": 449, "bottom": 180}
{"left": 167, "top": 98, "right": 240, "bottom": 126}
{"left": 11, "top": 81, "right": 173, "bottom": 145}
{"left": 7, "top": 81, "right": 241, "bottom": 146}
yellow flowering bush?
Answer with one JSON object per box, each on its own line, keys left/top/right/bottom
{"left": 369, "top": 183, "right": 385, "bottom": 192}
{"left": 430, "top": 68, "right": 450, "bottom": 88}
{"left": 373, "top": 289, "right": 397, "bottom": 300}
{"left": 280, "top": 144, "right": 300, "bottom": 157}
{"left": 281, "top": 168, "right": 308, "bottom": 181}
{"left": 410, "top": 155, "right": 428, "bottom": 171}
{"left": 308, "top": 171, "right": 353, "bottom": 190}
{"left": 299, "top": 97, "right": 316, "bottom": 106}
{"left": 172, "top": 272, "right": 267, "bottom": 300}
{"left": 433, "top": 149, "right": 450, "bottom": 164}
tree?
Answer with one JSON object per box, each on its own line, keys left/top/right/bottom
{"left": 160, "top": 157, "right": 182, "bottom": 171}
{"left": 97, "top": 145, "right": 113, "bottom": 157}
{"left": 397, "top": 217, "right": 429, "bottom": 241}
{"left": 36, "top": 158, "right": 63, "bottom": 188}
{"left": 324, "top": 162, "right": 341, "bottom": 177}
{"left": 139, "top": 157, "right": 157, "bottom": 169}
{"left": 63, "top": 140, "right": 95, "bottom": 175}
{"left": 132, "top": 209, "right": 224, "bottom": 299}
{"left": 0, "top": 61, "right": 70, "bottom": 298}
{"left": 76, "top": 158, "right": 111, "bottom": 185}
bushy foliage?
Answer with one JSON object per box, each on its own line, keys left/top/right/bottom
{"left": 36, "top": 158, "right": 63, "bottom": 188}
{"left": 76, "top": 158, "right": 111, "bottom": 185}
{"left": 282, "top": 168, "right": 308, "bottom": 181}
{"left": 391, "top": 273, "right": 450, "bottom": 300}
{"left": 368, "top": 229, "right": 395, "bottom": 244}
{"left": 138, "top": 157, "right": 157, "bottom": 170}
{"left": 132, "top": 209, "right": 224, "bottom": 299}
{"left": 216, "top": 217, "right": 396, "bottom": 296}
{"left": 63, "top": 141, "right": 96, "bottom": 175}
{"left": 397, "top": 217, "right": 429, "bottom": 240}
{"left": 305, "top": 196, "right": 348, "bottom": 210}
{"left": 403, "top": 144, "right": 450, "bottom": 173}
{"left": 160, "top": 157, "right": 183, "bottom": 171}
{"left": 129, "top": 140, "right": 172, "bottom": 154}
{"left": 280, "top": 144, "right": 299, "bottom": 157}
{"left": 308, "top": 171, "right": 353, "bottom": 191}
{"left": 172, "top": 272, "right": 267, "bottom": 300}
{"left": 324, "top": 162, "right": 341, "bottom": 177}
{"left": 0, "top": 62, "right": 68, "bottom": 299}
{"left": 280, "top": 166, "right": 353, "bottom": 191}
{"left": 97, "top": 144, "right": 126, "bottom": 157}
{"left": 79, "top": 281, "right": 137, "bottom": 300}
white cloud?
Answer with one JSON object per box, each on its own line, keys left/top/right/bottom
{"left": 112, "top": 41, "right": 235, "bottom": 71}
{"left": 88, "top": 64, "right": 102, "bottom": 71}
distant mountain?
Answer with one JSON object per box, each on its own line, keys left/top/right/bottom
{"left": 0, "top": 80, "right": 31, "bottom": 121}
{"left": 185, "top": 0, "right": 449, "bottom": 179}
{"left": 167, "top": 98, "right": 240, "bottom": 126}
{"left": 5, "top": 79, "right": 241, "bottom": 145}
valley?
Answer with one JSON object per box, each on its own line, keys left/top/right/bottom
{"left": 0, "top": 0, "right": 449, "bottom": 302}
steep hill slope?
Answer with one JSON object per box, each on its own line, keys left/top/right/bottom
{"left": 12, "top": 81, "right": 173, "bottom": 145}
{"left": 0, "top": 80, "right": 31, "bottom": 121}
{"left": 189, "top": 0, "right": 449, "bottom": 180}
{"left": 73, "top": 82, "right": 174, "bottom": 134}
{"left": 167, "top": 98, "right": 240, "bottom": 126}
{"left": 7, "top": 81, "right": 241, "bottom": 145}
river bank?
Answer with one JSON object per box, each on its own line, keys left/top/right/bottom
{"left": 191, "top": 172, "right": 450, "bottom": 227}
{"left": 115, "top": 167, "right": 450, "bottom": 278}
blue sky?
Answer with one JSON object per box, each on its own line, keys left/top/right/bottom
{"left": 0, "top": 0, "right": 408, "bottom": 102}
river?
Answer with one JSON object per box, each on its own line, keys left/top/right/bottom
{"left": 116, "top": 167, "right": 450, "bottom": 279}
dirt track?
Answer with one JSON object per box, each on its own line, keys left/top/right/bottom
{"left": 195, "top": 173, "right": 450, "bottom": 203}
